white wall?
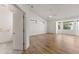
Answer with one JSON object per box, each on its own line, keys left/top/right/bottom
{"left": 26, "top": 10, "right": 47, "bottom": 36}
{"left": 47, "top": 20, "right": 56, "bottom": 33}
{"left": 0, "top": 5, "right": 12, "bottom": 42}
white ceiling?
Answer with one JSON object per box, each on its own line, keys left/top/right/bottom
{"left": 27, "top": 4, "right": 79, "bottom": 20}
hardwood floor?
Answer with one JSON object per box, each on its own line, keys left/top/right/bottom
{"left": 23, "top": 33, "right": 79, "bottom": 54}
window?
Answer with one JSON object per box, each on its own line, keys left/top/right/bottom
{"left": 63, "top": 21, "right": 74, "bottom": 30}
{"left": 77, "top": 21, "right": 79, "bottom": 30}
{"left": 58, "top": 22, "right": 61, "bottom": 30}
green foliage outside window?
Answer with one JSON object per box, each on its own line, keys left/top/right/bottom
{"left": 63, "top": 22, "right": 73, "bottom": 30}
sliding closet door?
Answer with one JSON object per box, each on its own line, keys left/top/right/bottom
{"left": 13, "top": 7, "right": 24, "bottom": 50}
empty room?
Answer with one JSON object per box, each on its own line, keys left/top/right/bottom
{"left": 0, "top": 4, "right": 79, "bottom": 54}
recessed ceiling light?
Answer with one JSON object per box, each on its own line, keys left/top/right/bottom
{"left": 49, "top": 16, "right": 52, "bottom": 18}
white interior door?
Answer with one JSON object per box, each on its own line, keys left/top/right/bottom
{"left": 13, "top": 7, "right": 24, "bottom": 50}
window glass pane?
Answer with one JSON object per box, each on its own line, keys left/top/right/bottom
{"left": 63, "top": 21, "right": 74, "bottom": 30}
{"left": 58, "top": 22, "right": 61, "bottom": 30}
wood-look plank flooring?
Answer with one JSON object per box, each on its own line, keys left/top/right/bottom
{"left": 23, "top": 33, "right": 79, "bottom": 54}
